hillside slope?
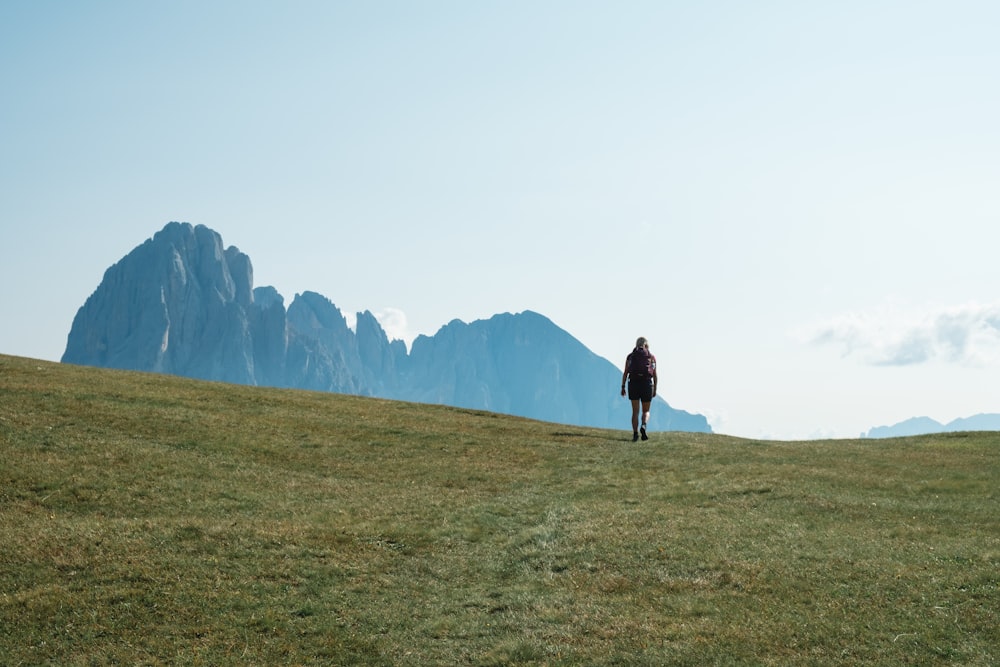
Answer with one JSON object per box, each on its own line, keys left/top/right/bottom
{"left": 2, "top": 354, "right": 997, "bottom": 665}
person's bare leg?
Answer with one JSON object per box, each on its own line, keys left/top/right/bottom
{"left": 631, "top": 399, "right": 641, "bottom": 439}
{"left": 640, "top": 400, "right": 651, "bottom": 439}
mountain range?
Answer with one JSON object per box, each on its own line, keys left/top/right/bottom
{"left": 863, "top": 414, "right": 1000, "bottom": 438}
{"left": 62, "top": 222, "right": 710, "bottom": 433}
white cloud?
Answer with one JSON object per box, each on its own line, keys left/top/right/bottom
{"left": 797, "top": 301, "right": 1000, "bottom": 367}
{"left": 698, "top": 407, "right": 729, "bottom": 436}
{"left": 373, "top": 307, "right": 414, "bottom": 348}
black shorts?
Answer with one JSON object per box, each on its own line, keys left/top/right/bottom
{"left": 628, "top": 377, "right": 653, "bottom": 401}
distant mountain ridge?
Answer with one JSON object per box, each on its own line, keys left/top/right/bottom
{"left": 62, "top": 222, "right": 710, "bottom": 433}
{"left": 863, "top": 414, "right": 1000, "bottom": 438}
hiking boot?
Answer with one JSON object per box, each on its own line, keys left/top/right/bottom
{"left": 632, "top": 431, "right": 639, "bottom": 442}
{"left": 640, "top": 426, "right": 648, "bottom": 441}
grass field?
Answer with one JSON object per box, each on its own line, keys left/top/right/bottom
{"left": 1, "top": 353, "right": 997, "bottom": 665}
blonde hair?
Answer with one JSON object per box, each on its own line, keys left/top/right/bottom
{"left": 635, "top": 337, "right": 648, "bottom": 349}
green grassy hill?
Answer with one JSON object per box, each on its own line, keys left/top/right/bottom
{"left": 2, "top": 353, "right": 997, "bottom": 665}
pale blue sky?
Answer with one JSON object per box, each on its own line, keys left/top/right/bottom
{"left": 2, "top": 1, "right": 998, "bottom": 438}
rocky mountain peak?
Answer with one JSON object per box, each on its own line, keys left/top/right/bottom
{"left": 63, "top": 222, "right": 711, "bottom": 433}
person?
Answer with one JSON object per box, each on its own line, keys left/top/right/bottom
{"left": 621, "top": 337, "right": 657, "bottom": 441}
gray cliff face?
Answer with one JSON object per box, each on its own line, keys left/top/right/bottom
{"left": 404, "top": 312, "right": 626, "bottom": 428}
{"left": 63, "top": 222, "right": 256, "bottom": 383}
{"left": 62, "top": 222, "right": 712, "bottom": 433}
{"left": 399, "top": 312, "right": 709, "bottom": 431}
{"left": 356, "top": 310, "right": 407, "bottom": 398}
{"left": 284, "top": 291, "right": 365, "bottom": 394}
{"left": 249, "top": 286, "right": 287, "bottom": 387}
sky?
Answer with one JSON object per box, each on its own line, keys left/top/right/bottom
{"left": 2, "top": 1, "right": 998, "bottom": 440}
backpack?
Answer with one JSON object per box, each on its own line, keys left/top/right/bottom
{"left": 628, "top": 347, "right": 654, "bottom": 377}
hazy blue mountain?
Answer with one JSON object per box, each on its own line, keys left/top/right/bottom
{"left": 62, "top": 222, "right": 257, "bottom": 383}
{"left": 863, "top": 417, "right": 945, "bottom": 439}
{"left": 943, "top": 414, "right": 1000, "bottom": 432}
{"left": 62, "top": 222, "right": 711, "bottom": 433}
{"left": 399, "top": 311, "right": 708, "bottom": 432}
{"left": 863, "top": 414, "right": 1000, "bottom": 438}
